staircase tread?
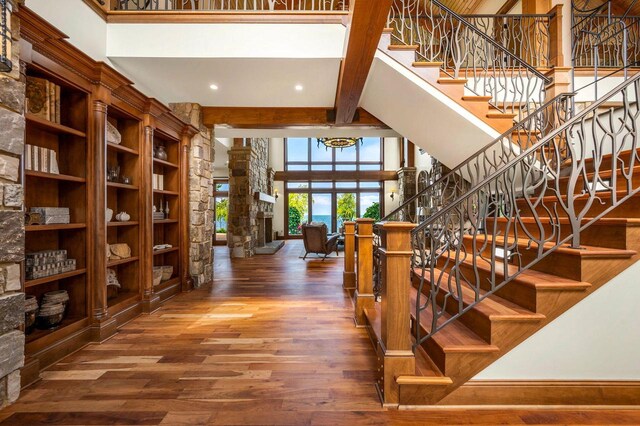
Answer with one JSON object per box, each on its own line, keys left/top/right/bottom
{"left": 437, "top": 78, "right": 468, "bottom": 85}
{"left": 412, "top": 267, "right": 544, "bottom": 321}
{"left": 413, "top": 61, "right": 444, "bottom": 67}
{"left": 462, "top": 96, "right": 493, "bottom": 102}
{"left": 489, "top": 216, "right": 640, "bottom": 226}
{"left": 457, "top": 256, "right": 591, "bottom": 291}
{"left": 468, "top": 234, "right": 637, "bottom": 258}
{"left": 521, "top": 188, "right": 638, "bottom": 205}
{"left": 556, "top": 164, "right": 640, "bottom": 182}
{"left": 486, "top": 112, "right": 518, "bottom": 119}
{"left": 388, "top": 44, "right": 419, "bottom": 51}
{"left": 409, "top": 287, "right": 499, "bottom": 353}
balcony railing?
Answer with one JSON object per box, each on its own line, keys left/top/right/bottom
{"left": 114, "top": 0, "right": 349, "bottom": 11}
{"left": 573, "top": 13, "right": 640, "bottom": 68}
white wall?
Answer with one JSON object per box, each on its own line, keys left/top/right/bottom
{"left": 26, "top": 0, "right": 108, "bottom": 61}
{"left": 475, "top": 260, "right": 640, "bottom": 380}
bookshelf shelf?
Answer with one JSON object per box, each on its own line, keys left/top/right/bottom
{"left": 25, "top": 268, "right": 88, "bottom": 289}
{"left": 153, "top": 189, "right": 179, "bottom": 196}
{"left": 108, "top": 142, "right": 139, "bottom": 156}
{"left": 25, "top": 170, "right": 86, "bottom": 183}
{"left": 26, "top": 223, "right": 87, "bottom": 232}
{"left": 107, "top": 182, "right": 139, "bottom": 191}
{"left": 25, "top": 113, "right": 87, "bottom": 138}
{"left": 153, "top": 158, "right": 178, "bottom": 168}
{"left": 107, "top": 221, "right": 139, "bottom": 228}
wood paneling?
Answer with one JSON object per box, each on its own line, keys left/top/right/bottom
{"left": 334, "top": 0, "right": 393, "bottom": 124}
{"left": 202, "top": 107, "right": 386, "bottom": 127}
{"left": 106, "top": 11, "right": 348, "bottom": 24}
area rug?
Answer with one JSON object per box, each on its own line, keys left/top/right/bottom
{"left": 298, "top": 250, "right": 344, "bottom": 259}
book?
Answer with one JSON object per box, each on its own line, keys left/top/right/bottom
{"left": 55, "top": 84, "right": 61, "bottom": 123}
{"left": 26, "top": 77, "right": 50, "bottom": 120}
{"left": 25, "top": 144, "right": 32, "bottom": 171}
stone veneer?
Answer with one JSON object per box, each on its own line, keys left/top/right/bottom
{"left": 397, "top": 167, "right": 417, "bottom": 214}
{"left": 169, "top": 103, "right": 214, "bottom": 287}
{"left": 0, "top": 0, "right": 25, "bottom": 408}
{"left": 228, "top": 138, "right": 273, "bottom": 258}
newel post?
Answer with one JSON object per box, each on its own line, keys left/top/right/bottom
{"left": 354, "top": 218, "right": 375, "bottom": 325}
{"left": 343, "top": 221, "right": 356, "bottom": 295}
{"left": 548, "top": 4, "right": 565, "bottom": 68}
{"left": 379, "top": 221, "right": 416, "bottom": 405}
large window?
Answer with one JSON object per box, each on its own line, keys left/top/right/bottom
{"left": 213, "top": 179, "right": 229, "bottom": 245}
{"left": 285, "top": 137, "right": 383, "bottom": 171}
{"left": 284, "top": 138, "right": 384, "bottom": 236}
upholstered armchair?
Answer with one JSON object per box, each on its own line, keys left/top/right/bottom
{"left": 301, "top": 223, "right": 340, "bottom": 260}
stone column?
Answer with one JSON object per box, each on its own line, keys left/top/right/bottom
{"left": 227, "top": 138, "right": 270, "bottom": 258}
{"left": 397, "top": 167, "right": 417, "bottom": 220}
{"left": 169, "top": 103, "right": 214, "bottom": 287}
{"left": 0, "top": 0, "right": 26, "bottom": 407}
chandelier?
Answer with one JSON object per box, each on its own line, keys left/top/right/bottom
{"left": 317, "top": 137, "right": 363, "bottom": 150}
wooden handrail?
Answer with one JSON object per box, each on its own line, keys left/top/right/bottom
{"left": 342, "top": 221, "right": 356, "bottom": 296}
{"left": 354, "top": 218, "right": 374, "bottom": 326}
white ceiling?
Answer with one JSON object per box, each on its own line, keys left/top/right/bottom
{"left": 108, "top": 57, "right": 342, "bottom": 107}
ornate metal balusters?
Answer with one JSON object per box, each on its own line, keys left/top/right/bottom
{"left": 387, "top": 0, "right": 551, "bottom": 121}
{"left": 412, "top": 73, "right": 640, "bottom": 347}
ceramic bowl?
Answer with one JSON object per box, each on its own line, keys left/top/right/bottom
{"left": 161, "top": 265, "right": 174, "bottom": 281}
{"left": 152, "top": 267, "right": 163, "bottom": 287}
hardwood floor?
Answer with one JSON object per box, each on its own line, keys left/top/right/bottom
{"left": 2, "top": 241, "right": 639, "bottom": 425}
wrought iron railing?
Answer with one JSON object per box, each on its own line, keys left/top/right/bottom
{"left": 372, "top": 93, "right": 575, "bottom": 299}
{"left": 387, "top": 0, "right": 551, "bottom": 119}
{"left": 115, "top": 0, "right": 348, "bottom": 10}
{"left": 573, "top": 13, "right": 640, "bottom": 68}
{"left": 412, "top": 72, "right": 640, "bottom": 345}
{"left": 463, "top": 14, "right": 552, "bottom": 68}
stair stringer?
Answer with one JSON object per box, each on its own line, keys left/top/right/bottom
{"left": 359, "top": 50, "right": 500, "bottom": 170}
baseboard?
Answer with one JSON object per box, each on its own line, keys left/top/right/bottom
{"left": 436, "top": 380, "right": 640, "bottom": 406}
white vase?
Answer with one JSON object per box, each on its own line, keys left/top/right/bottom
{"left": 106, "top": 208, "right": 113, "bottom": 222}
{"left": 116, "top": 212, "right": 130, "bottom": 222}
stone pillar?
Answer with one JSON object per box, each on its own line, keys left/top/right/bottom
{"left": 397, "top": 167, "right": 417, "bottom": 220}
{"left": 0, "top": 0, "right": 26, "bottom": 408}
{"left": 227, "top": 138, "right": 270, "bottom": 258}
{"left": 169, "top": 103, "right": 214, "bottom": 287}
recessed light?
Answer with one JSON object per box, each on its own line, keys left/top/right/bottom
{"left": 210, "top": 84, "right": 219, "bottom": 90}
{"left": 295, "top": 84, "right": 304, "bottom": 91}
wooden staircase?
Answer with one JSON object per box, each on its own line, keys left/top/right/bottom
{"left": 378, "top": 29, "right": 521, "bottom": 134}
{"left": 359, "top": 149, "right": 640, "bottom": 406}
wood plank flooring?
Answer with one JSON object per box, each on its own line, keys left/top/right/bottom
{"left": 1, "top": 241, "right": 639, "bottom": 425}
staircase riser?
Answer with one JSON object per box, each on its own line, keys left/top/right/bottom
{"left": 413, "top": 274, "right": 537, "bottom": 345}
{"left": 484, "top": 219, "right": 633, "bottom": 250}
{"left": 516, "top": 194, "right": 640, "bottom": 220}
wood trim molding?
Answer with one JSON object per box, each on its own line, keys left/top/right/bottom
{"left": 274, "top": 170, "right": 398, "bottom": 181}
{"left": 106, "top": 11, "right": 348, "bottom": 24}
{"left": 437, "top": 380, "right": 640, "bottom": 406}
{"left": 81, "top": 0, "right": 109, "bottom": 20}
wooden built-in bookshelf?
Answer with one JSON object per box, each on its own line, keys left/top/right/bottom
{"left": 22, "top": 64, "right": 91, "bottom": 358}
{"left": 18, "top": 6, "right": 197, "bottom": 387}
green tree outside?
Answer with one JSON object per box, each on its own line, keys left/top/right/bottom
{"left": 215, "top": 198, "right": 228, "bottom": 233}
{"left": 363, "top": 202, "right": 380, "bottom": 221}
{"left": 288, "top": 192, "right": 309, "bottom": 234}
{"left": 337, "top": 193, "right": 356, "bottom": 222}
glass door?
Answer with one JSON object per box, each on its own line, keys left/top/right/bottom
{"left": 213, "top": 180, "right": 229, "bottom": 246}
{"left": 336, "top": 192, "right": 356, "bottom": 233}
{"left": 311, "top": 193, "right": 333, "bottom": 232}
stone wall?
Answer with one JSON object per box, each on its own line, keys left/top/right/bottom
{"left": 228, "top": 138, "right": 272, "bottom": 258}
{"left": 169, "top": 103, "right": 214, "bottom": 287}
{"left": 0, "top": 0, "right": 25, "bottom": 408}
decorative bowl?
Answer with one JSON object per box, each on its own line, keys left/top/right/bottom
{"left": 161, "top": 265, "right": 174, "bottom": 281}
{"left": 37, "top": 303, "right": 65, "bottom": 330}
{"left": 152, "top": 267, "right": 163, "bottom": 287}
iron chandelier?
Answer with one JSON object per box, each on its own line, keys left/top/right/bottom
{"left": 317, "top": 137, "right": 363, "bottom": 150}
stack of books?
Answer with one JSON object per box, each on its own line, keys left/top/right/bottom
{"left": 152, "top": 173, "right": 165, "bottom": 190}
{"left": 30, "top": 207, "right": 71, "bottom": 224}
{"left": 26, "top": 76, "right": 62, "bottom": 124}
{"left": 25, "top": 144, "right": 60, "bottom": 174}
{"left": 25, "top": 250, "right": 76, "bottom": 280}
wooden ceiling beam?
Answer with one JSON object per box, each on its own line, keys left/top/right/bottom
{"left": 333, "top": 0, "right": 393, "bottom": 125}
{"left": 202, "top": 107, "right": 387, "bottom": 128}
